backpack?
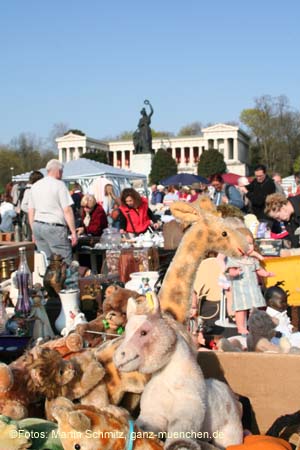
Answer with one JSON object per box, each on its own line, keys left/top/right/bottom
{"left": 224, "top": 183, "right": 245, "bottom": 210}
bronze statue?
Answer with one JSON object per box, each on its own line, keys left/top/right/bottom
{"left": 133, "top": 99, "right": 154, "bottom": 154}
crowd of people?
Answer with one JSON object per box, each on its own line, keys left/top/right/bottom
{"left": 2, "top": 161, "right": 300, "bottom": 251}
{"left": 2, "top": 159, "right": 300, "bottom": 339}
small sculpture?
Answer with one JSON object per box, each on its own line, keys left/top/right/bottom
{"left": 29, "top": 283, "right": 55, "bottom": 340}
{"left": 133, "top": 99, "right": 154, "bottom": 154}
{"left": 64, "top": 261, "right": 79, "bottom": 291}
{"left": 44, "top": 254, "right": 67, "bottom": 298}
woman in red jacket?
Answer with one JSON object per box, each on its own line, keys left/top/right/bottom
{"left": 119, "top": 188, "right": 159, "bottom": 236}
{"left": 77, "top": 194, "right": 108, "bottom": 236}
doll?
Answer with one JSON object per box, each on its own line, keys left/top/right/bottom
{"left": 225, "top": 228, "right": 275, "bottom": 335}
{"left": 265, "top": 282, "right": 300, "bottom": 347}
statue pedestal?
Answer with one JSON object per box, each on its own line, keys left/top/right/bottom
{"left": 130, "top": 153, "right": 153, "bottom": 178}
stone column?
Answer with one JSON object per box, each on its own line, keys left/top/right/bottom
{"left": 180, "top": 147, "right": 184, "bottom": 165}
{"left": 66, "top": 147, "right": 70, "bottom": 163}
{"left": 224, "top": 139, "right": 229, "bottom": 161}
{"left": 129, "top": 150, "right": 134, "bottom": 169}
{"left": 233, "top": 138, "right": 238, "bottom": 160}
{"left": 121, "top": 150, "right": 126, "bottom": 168}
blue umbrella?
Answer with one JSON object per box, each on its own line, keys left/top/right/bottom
{"left": 160, "top": 172, "right": 209, "bottom": 186}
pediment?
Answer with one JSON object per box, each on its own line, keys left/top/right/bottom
{"left": 56, "top": 132, "right": 87, "bottom": 143}
{"left": 202, "top": 123, "right": 239, "bottom": 132}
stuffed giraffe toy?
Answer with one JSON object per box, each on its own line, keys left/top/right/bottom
{"left": 158, "top": 198, "right": 248, "bottom": 322}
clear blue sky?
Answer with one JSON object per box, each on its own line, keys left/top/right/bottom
{"left": 1, "top": 0, "right": 299, "bottom": 146}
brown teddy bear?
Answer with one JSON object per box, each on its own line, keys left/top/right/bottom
{"left": 102, "top": 284, "right": 140, "bottom": 315}
{"left": 75, "top": 285, "right": 140, "bottom": 347}
{"left": 76, "top": 310, "right": 127, "bottom": 347}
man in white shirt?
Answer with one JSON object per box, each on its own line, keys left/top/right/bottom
{"left": 28, "top": 159, "right": 77, "bottom": 263}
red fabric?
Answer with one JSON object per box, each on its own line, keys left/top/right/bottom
{"left": 82, "top": 204, "right": 108, "bottom": 236}
{"left": 270, "top": 231, "right": 289, "bottom": 239}
{"left": 222, "top": 173, "right": 250, "bottom": 186}
{"left": 119, "top": 197, "right": 151, "bottom": 234}
{"left": 226, "top": 435, "right": 292, "bottom": 450}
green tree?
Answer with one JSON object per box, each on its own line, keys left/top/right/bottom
{"left": 293, "top": 155, "right": 300, "bottom": 172}
{"left": 112, "top": 129, "right": 174, "bottom": 141}
{"left": 40, "top": 150, "right": 58, "bottom": 167}
{"left": 151, "top": 130, "right": 174, "bottom": 138}
{"left": 64, "top": 129, "right": 85, "bottom": 136}
{"left": 114, "top": 131, "right": 134, "bottom": 140}
{"left": 81, "top": 151, "right": 109, "bottom": 164}
{"left": 240, "top": 95, "right": 300, "bottom": 175}
{"left": 10, "top": 133, "right": 45, "bottom": 172}
{"left": 0, "top": 147, "right": 23, "bottom": 190}
{"left": 149, "top": 149, "right": 177, "bottom": 184}
{"left": 197, "top": 149, "right": 227, "bottom": 178}
{"left": 178, "top": 121, "right": 202, "bottom": 136}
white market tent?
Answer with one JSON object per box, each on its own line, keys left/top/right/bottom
{"left": 12, "top": 158, "right": 148, "bottom": 197}
{"left": 282, "top": 175, "right": 295, "bottom": 194}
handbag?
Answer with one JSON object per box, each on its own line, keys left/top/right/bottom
{"left": 110, "top": 204, "right": 120, "bottom": 222}
{"left": 126, "top": 211, "right": 138, "bottom": 236}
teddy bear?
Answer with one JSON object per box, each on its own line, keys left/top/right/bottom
{"left": 76, "top": 310, "right": 127, "bottom": 347}
{"left": 0, "top": 414, "right": 64, "bottom": 450}
{"left": 102, "top": 284, "right": 140, "bottom": 315}
{"left": 75, "top": 285, "right": 140, "bottom": 347}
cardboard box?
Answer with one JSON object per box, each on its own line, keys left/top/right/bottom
{"left": 198, "top": 351, "right": 300, "bottom": 434}
{"left": 264, "top": 255, "right": 300, "bottom": 306}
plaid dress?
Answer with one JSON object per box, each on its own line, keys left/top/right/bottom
{"left": 225, "top": 256, "right": 266, "bottom": 312}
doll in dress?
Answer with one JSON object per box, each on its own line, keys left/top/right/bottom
{"left": 29, "top": 283, "right": 55, "bottom": 340}
{"left": 225, "top": 228, "right": 275, "bottom": 335}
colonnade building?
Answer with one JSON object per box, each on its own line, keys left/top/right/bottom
{"left": 56, "top": 123, "right": 250, "bottom": 176}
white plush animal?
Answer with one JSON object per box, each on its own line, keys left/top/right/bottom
{"left": 114, "top": 294, "right": 243, "bottom": 449}
{"left": 61, "top": 309, "right": 87, "bottom": 337}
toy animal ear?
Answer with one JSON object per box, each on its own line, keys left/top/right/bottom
{"left": 127, "top": 292, "right": 161, "bottom": 318}
{"left": 105, "top": 285, "right": 118, "bottom": 297}
{"left": 127, "top": 296, "right": 139, "bottom": 319}
{"left": 52, "top": 405, "right": 73, "bottom": 424}
{"left": 68, "top": 411, "right": 92, "bottom": 431}
{"left": 170, "top": 201, "right": 202, "bottom": 224}
{"left": 148, "top": 291, "right": 161, "bottom": 315}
